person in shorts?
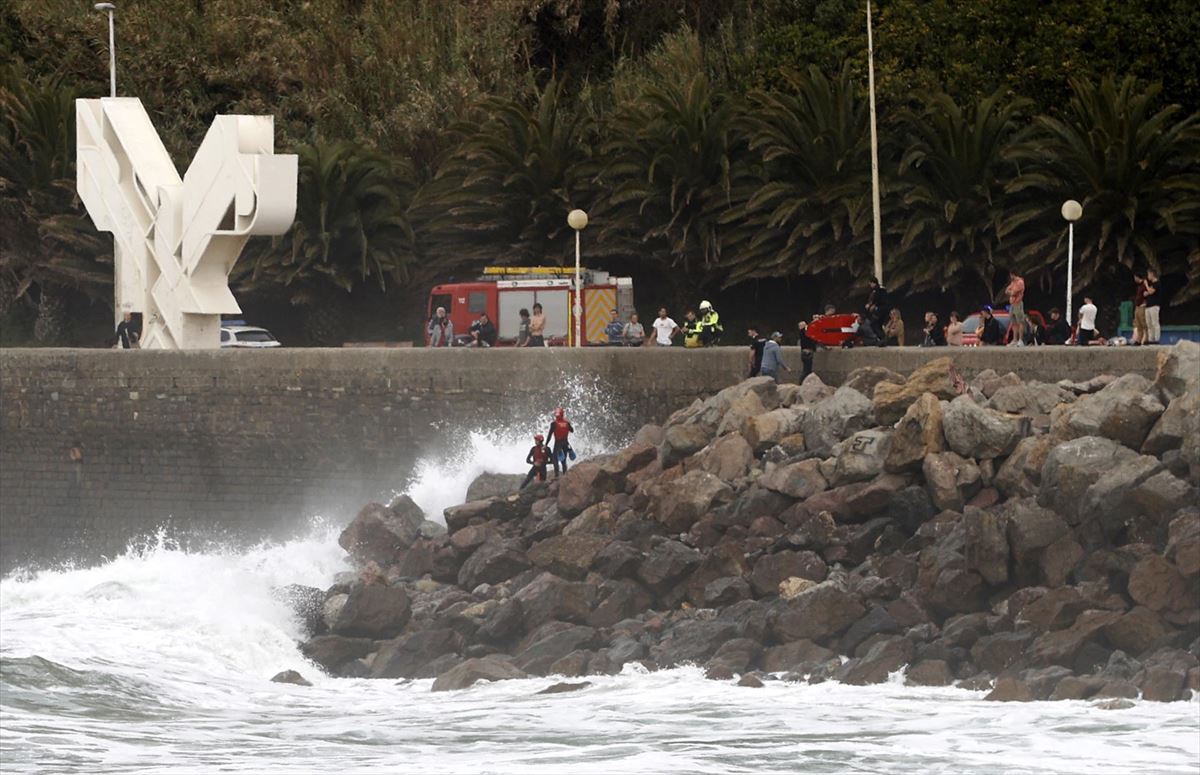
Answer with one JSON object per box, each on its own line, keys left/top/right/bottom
{"left": 1004, "top": 271, "right": 1026, "bottom": 345}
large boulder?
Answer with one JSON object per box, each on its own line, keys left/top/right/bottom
{"left": 802, "top": 387, "right": 875, "bottom": 456}
{"left": 371, "top": 628, "right": 464, "bottom": 679}
{"left": 1028, "top": 609, "right": 1122, "bottom": 669}
{"left": 1152, "top": 340, "right": 1200, "bottom": 402}
{"left": 338, "top": 497, "right": 426, "bottom": 565}
{"left": 1142, "top": 390, "right": 1200, "bottom": 456}
{"left": 465, "top": 473, "right": 525, "bottom": 502}
{"left": 987, "top": 382, "right": 1074, "bottom": 416}
{"left": 457, "top": 540, "right": 531, "bottom": 589}
{"left": 922, "top": 451, "right": 981, "bottom": 512}
{"left": 691, "top": 377, "right": 781, "bottom": 429}
{"left": 1051, "top": 374, "right": 1165, "bottom": 450}
{"left": 885, "top": 393, "right": 945, "bottom": 472}
{"left": 873, "top": 357, "right": 960, "bottom": 425}
{"left": 1127, "top": 555, "right": 1194, "bottom": 613}
{"left": 431, "top": 656, "right": 528, "bottom": 692}
{"left": 527, "top": 534, "right": 611, "bottom": 581}
{"left": 653, "top": 470, "right": 733, "bottom": 533}
{"left": 637, "top": 540, "right": 702, "bottom": 595}
{"left": 660, "top": 423, "right": 713, "bottom": 469}
{"left": 557, "top": 462, "right": 616, "bottom": 517}
{"left": 964, "top": 506, "right": 1010, "bottom": 586}
{"left": 831, "top": 430, "right": 892, "bottom": 486}
{"left": 1102, "top": 607, "right": 1177, "bottom": 656}
{"left": 742, "top": 407, "right": 806, "bottom": 453}
{"left": 749, "top": 550, "right": 827, "bottom": 597}
{"left": 993, "top": 435, "right": 1056, "bottom": 499}
{"left": 837, "top": 636, "right": 915, "bottom": 685}
{"left": 513, "top": 572, "right": 592, "bottom": 628}
{"left": 699, "top": 433, "right": 755, "bottom": 483}
{"left": 772, "top": 578, "right": 866, "bottom": 642}
{"left": 715, "top": 390, "right": 770, "bottom": 437}
{"left": 654, "top": 620, "right": 741, "bottom": 667}
{"left": 1166, "top": 509, "right": 1200, "bottom": 577}
{"left": 514, "top": 625, "right": 597, "bottom": 675}
{"left": 1038, "top": 436, "right": 1138, "bottom": 525}
{"left": 599, "top": 443, "right": 658, "bottom": 488}
{"left": 300, "top": 635, "right": 374, "bottom": 673}
{"left": 331, "top": 584, "right": 412, "bottom": 639}
{"left": 1077, "top": 455, "right": 1194, "bottom": 544}
{"left": 843, "top": 366, "right": 904, "bottom": 397}
{"left": 760, "top": 459, "right": 828, "bottom": 500}
{"left": 942, "top": 395, "right": 1030, "bottom": 459}
{"left": 1003, "top": 498, "right": 1070, "bottom": 586}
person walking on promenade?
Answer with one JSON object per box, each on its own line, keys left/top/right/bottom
{"left": 1145, "top": 270, "right": 1161, "bottom": 344}
{"left": 747, "top": 324, "right": 768, "bottom": 377}
{"left": 883, "top": 308, "right": 905, "bottom": 346}
{"left": 759, "top": 331, "right": 790, "bottom": 382}
{"left": 528, "top": 303, "right": 546, "bottom": 347}
{"left": 1077, "top": 297, "right": 1098, "bottom": 345}
{"left": 427, "top": 306, "right": 453, "bottom": 347}
{"left": 547, "top": 407, "right": 575, "bottom": 477}
{"left": 652, "top": 307, "right": 679, "bottom": 346}
{"left": 945, "top": 311, "right": 964, "bottom": 346}
{"left": 1132, "top": 272, "right": 1148, "bottom": 345}
{"left": 1004, "top": 271, "right": 1027, "bottom": 346}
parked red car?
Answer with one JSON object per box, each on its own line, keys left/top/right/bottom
{"left": 961, "top": 309, "right": 1047, "bottom": 346}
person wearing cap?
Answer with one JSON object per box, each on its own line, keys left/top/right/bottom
{"left": 979, "top": 306, "right": 1004, "bottom": 346}
{"left": 521, "top": 433, "right": 553, "bottom": 489}
{"left": 697, "top": 300, "right": 722, "bottom": 346}
{"left": 759, "top": 331, "right": 790, "bottom": 382}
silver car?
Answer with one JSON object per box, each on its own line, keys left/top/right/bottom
{"left": 219, "top": 325, "right": 281, "bottom": 348}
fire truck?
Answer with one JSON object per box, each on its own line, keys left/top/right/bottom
{"left": 426, "top": 267, "right": 635, "bottom": 346}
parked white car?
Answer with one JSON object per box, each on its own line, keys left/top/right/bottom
{"left": 220, "top": 326, "right": 281, "bottom": 348}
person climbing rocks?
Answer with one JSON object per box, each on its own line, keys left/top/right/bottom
{"left": 547, "top": 407, "right": 575, "bottom": 477}
{"left": 698, "top": 300, "right": 723, "bottom": 346}
{"left": 521, "top": 434, "right": 553, "bottom": 489}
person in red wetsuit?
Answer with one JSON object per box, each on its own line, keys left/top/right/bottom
{"left": 547, "top": 407, "right": 575, "bottom": 477}
{"left": 521, "top": 434, "right": 553, "bottom": 489}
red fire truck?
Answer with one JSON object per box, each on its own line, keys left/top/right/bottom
{"left": 426, "top": 267, "right": 635, "bottom": 346}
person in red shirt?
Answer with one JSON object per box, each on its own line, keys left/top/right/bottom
{"left": 1004, "top": 271, "right": 1027, "bottom": 346}
{"left": 547, "top": 407, "right": 575, "bottom": 477}
{"left": 521, "top": 434, "right": 553, "bottom": 489}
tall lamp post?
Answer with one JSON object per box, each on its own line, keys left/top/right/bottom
{"left": 1061, "top": 200, "right": 1082, "bottom": 324}
{"left": 95, "top": 3, "right": 117, "bottom": 98}
{"left": 567, "top": 209, "right": 588, "bottom": 348}
{"left": 866, "top": 0, "right": 883, "bottom": 285}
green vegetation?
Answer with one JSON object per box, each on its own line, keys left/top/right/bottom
{"left": 2, "top": 0, "right": 1197, "bottom": 344}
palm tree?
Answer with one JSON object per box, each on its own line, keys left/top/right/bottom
{"left": 889, "top": 88, "right": 1031, "bottom": 302}
{"left": 421, "top": 77, "right": 594, "bottom": 271}
{"left": 1001, "top": 76, "right": 1200, "bottom": 301}
{"left": 718, "top": 63, "right": 876, "bottom": 286}
{"left": 593, "top": 34, "right": 740, "bottom": 279}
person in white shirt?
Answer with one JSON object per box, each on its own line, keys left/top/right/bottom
{"left": 1077, "top": 297, "right": 1098, "bottom": 345}
{"left": 652, "top": 307, "right": 680, "bottom": 346}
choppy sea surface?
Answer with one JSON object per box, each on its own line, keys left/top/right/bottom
{"left": 3, "top": 388, "right": 1199, "bottom": 774}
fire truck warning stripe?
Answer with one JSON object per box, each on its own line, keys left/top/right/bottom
{"left": 585, "top": 287, "right": 617, "bottom": 344}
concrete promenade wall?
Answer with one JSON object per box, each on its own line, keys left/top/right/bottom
{"left": 0, "top": 345, "right": 1162, "bottom": 570}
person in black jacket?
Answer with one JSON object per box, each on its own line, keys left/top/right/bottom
{"left": 797, "top": 318, "right": 817, "bottom": 380}
{"left": 921, "top": 312, "right": 947, "bottom": 347}
{"left": 865, "top": 277, "right": 890, "bottom": 330}
{"left": 469, "top": 313, "right": 497, "bottom": 347}
{"left": 747, "top": 325, "right": 768, "bottom": 377}
{"left": 979, "top": 306, "right": 1004, "bottom": 345}
{"left": 1043, "top": 308, "right": 1071, "bottom": 345}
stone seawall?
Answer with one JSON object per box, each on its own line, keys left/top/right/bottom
{"left": 0, "top": 346, "right": 1162, "bottom": 570}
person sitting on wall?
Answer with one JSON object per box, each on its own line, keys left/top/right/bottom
{"left": 469, "top": 313, "right": 497, "bottom": 347}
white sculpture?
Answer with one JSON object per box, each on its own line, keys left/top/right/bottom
{"left": 77, "top": 98, "right": 297, "bottom": 349}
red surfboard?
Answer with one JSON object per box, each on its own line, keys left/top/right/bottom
{"left": 805, "top": 313, "right": 862, "bottom": 347}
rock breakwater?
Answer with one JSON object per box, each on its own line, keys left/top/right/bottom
{"left": 288, "top": 342, "right": 1200, "bottom": 702}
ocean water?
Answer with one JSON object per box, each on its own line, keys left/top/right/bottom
{"left": 2, "top": 390, "right": 1199, "bottom": 774}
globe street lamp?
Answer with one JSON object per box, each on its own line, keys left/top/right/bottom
{"left": 1061, "top": 200, "right": 1083, "bottom": 325}
{"left": 94, "top": 3, "right": 117, "bottom": 98}
{"left": 567, "top": 209, "right": 588, "bottom": 348}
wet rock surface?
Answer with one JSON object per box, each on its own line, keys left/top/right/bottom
{"left": 293, "top": 344, "right": 1200, "bottom": 699}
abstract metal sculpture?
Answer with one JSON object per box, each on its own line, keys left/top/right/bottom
{"left": 77, "top": 98, "right": 297, "bottom": 348}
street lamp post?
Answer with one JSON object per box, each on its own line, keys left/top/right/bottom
{"left": 95, "top": 3, "right": 117, "bottom": 98}
{"left": 1061, "top": 200, "right": 1083, "bottom": 325}
{"left": 866, "top": 0, "right": 883, "bottom": 285}
{"left": 567, "top": 209, "right": 588, "bottom": 348}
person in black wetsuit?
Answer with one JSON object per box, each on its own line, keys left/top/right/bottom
{"left": 547, "top": 407, "right": 574, "bottom": 477}
{"left": 521, "top": 434, "right": 553, "bottom": 488}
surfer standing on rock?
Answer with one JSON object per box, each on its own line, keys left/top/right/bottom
{"left": 548, "top": 408, "right": 575, "bottom": 477}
